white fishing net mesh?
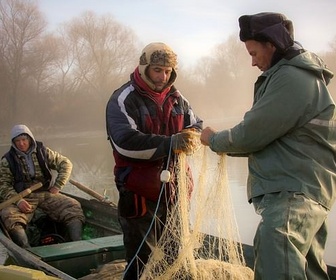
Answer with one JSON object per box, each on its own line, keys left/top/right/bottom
{"left": 140, "top": 146, "right": 254, "bottom": 279}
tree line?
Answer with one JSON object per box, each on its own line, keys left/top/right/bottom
{"left": 1, "top": 0, "right": 335, "bottom": 136}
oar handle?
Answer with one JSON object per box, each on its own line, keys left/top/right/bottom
{"left": 0, "top": 182, "right": 43, "bottom": 211}
{"left": 69, "top": 179, "right": 115, "bottom": 206}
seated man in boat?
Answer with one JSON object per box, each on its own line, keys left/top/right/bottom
{"left": 0, "top": 124, "right": 85, "bottom": 248}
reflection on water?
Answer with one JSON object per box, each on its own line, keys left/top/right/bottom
{"left": 0, "top": 131, "right": 335, "bottom": 266}
{"left": 43, "top": 130, "right": 119, "bottom": 205}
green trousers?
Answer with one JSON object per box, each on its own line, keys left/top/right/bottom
{"left": 252, "top": 191, "right": 330, "bottom": 280}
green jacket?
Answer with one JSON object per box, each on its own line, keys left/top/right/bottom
{"left": 210, "top": 50, "right": 336, "bottom": 209}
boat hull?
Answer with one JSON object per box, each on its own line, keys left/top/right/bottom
{"left": 0, "top": 193, "right": 125, "bottom": 279}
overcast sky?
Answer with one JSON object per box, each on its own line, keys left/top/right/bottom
{"left": 39, "top": 0, "right": 336, "bottom": 67}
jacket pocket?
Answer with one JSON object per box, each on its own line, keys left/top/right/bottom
{"left": 118, "top": 189, "right": 147, "bottom": 218}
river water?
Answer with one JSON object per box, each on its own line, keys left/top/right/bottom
{"left": 0, "top": 130, "right": 335, "bottom": 267}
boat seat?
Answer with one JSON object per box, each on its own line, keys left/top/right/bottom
{"left": 27, "top": 234, "right": 124, "bottom": 262}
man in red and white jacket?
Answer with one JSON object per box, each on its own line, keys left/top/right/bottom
{"left": 106, "top": 42, "right": 202, "bottom": 279}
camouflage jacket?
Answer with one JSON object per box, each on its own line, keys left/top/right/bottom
{"left": 0, "top": 146, "right": 72, "bottom": 202}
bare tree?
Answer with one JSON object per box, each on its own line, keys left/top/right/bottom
{"left": 320, "top": 36, "right": 336, "bottom": 101}
{"left": 26, "top": 34, "right": 60, "bottom": 94}
{"left": 192, "top": 56, "right": 215, "bottom": 85}
{"left": 59, "top": 11, "right": 139, "bottom": 101}
{"left": 0, "top": 0, "right": 47, "bottom": 123}
{"left": 49, "top": 32, "right": 78, "bottom": 96}
{"left": 190, "top": 35, "right": 256, "bottom": 120}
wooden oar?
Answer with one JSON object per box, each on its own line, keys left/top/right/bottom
{"left": 0, "top": 182, "right": 43, "bottom": 211}
{"left": 69, "top": 179, "right": 116, "bottom": 206}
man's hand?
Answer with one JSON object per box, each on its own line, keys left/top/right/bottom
{"left": 17, "top": 199, "right": 33, "bottom": 213}
{"left": 200, "top": 127, "right": 217, "bottom": 146}
{"left": 49, "top": 186, "right": 60, "bottom": 194}
{"left": 172, "top": 129, "right": 200, "bottom": 154}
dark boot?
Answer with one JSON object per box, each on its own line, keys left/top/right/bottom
{"left": 9, "top": 224, "right": 30, "bottom": 248}
{"left": 66, "top": 219, "right": 83, "bottom": 241}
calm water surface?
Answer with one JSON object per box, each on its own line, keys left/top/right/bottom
{"left": 0, "top": 131, "right": 335, "bottom": 266}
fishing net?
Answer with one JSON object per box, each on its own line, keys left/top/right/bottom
{"left": 79, "top": 135, "right": 253, "bottom": 280}
{"left": 140, "top": 144, "right": 254, "bottom": 279}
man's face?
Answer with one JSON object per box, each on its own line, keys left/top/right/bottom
{"left": 147, "top": 65, "right": 173, "bottom": 92}
{"left": 13, "top": 135, "right": 31, "bottom": 153}
{"left": 245, "top": 40, "right": 276, "bottom": 71}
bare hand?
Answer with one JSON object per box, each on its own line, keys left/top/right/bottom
{"left": 49, "top": 186, "right": 60, "bottom": 194}
{"left": 200, "top": 127, "right": 217, "bottom": 146}
{"left": 172, "top": 129, "right": 201, "bottom": 154}
{"left": 17, "top": 199, "right": 33, "bottom": 213}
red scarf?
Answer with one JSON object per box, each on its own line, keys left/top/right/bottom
{"left": 133, "top": 67, "right": 171, "bottom": 106}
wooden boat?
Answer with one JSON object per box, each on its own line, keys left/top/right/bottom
{"left": 0, "top": 181, "right": 336, "bottom": 279}
{"left": 0, "top": 181, "right": 126, "bottom": 280}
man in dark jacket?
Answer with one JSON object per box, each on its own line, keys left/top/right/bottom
{"left": 201, "top": 12, "right": 335, "bottom": 280}
{"left": 0, "top": 124, "right": 85, "bottom": 248}
{"left": 106, "top": 42, "right": 202, "bottom": 279}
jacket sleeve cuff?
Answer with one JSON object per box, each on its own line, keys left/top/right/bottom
{"left": 16, "top": 199, "right": 24, "bottom": 206}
